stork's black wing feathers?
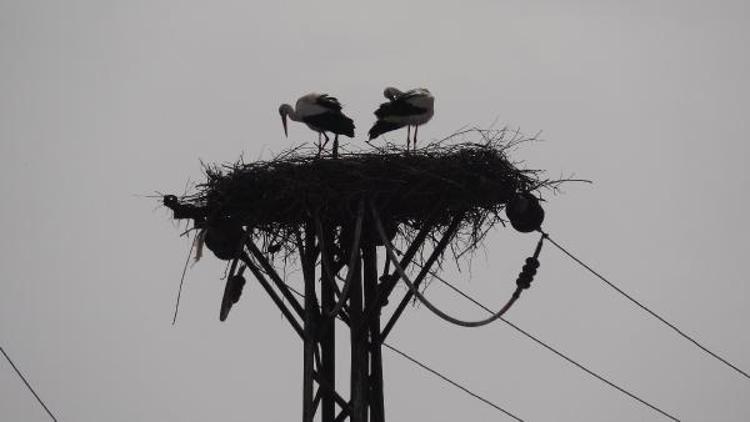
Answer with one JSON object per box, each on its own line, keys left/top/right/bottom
{"left": 316, "top": 94, "right": 343, "bottom": 111}
{"left": 373, "top": 99, "right": 428, "bottom": 119}
{"left": 305, "top": 111, "right": 355, "bottom": 137}
{"left": 368, "top": 120, "right": 405, "bottom": 140}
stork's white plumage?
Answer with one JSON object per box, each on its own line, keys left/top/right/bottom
{"left": 368, "top": 87, "right": 434, "bottom": 150}
{"left": 279, "top": 93, "right": 355, "bottom": 157}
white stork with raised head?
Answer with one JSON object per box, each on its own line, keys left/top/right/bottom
{"left": 279, "top": 93, "right": 355, "bottom": 157}
{"left": 368, "top": 87, "right": 434, "bottom": 151}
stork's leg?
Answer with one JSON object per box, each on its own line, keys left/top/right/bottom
{"left": 413, "top": 125, "right": 419, "bottom": 151}
{"left": 333, "top": 134, "right": 339, "bottom": 159}
{"left": 321, "top": 132, "right": 331, "bottom": 151}
{"left": 406, "top": 126, "right": 411, "bottom": 152}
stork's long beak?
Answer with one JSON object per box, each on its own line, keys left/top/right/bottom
{"left": 281, "top": 114, "right": 288, "bottom": 137}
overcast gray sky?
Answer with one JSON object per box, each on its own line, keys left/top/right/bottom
{"left": 2, "top": 0, "right": 749, "bottom": 420}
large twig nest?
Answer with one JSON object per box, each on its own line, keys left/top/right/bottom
{"left": 163, "top": 129, "right": 571, "bottom": 257}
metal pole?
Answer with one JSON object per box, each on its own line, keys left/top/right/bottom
{"left": 363, "top": 241, "right": 384, "bottom": 422}
{"left": 302, "top": 222, "right": 318, "bottom": 422}
{"left": 320, "top": 223, "right": 337, "bottom": 422}
{"left": 347, "top": 226, "right": 367, "bottom": 422}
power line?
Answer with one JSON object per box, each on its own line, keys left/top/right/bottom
{"left": 545, "top": 234, "right": 750, "bottom": 382}
{"left": 414, "top": 262, "right": 681, "bottom": 421}
{"left": 0, "top": 346, "right": 58, "bottom": 422}
{"left": 382, "top": 342, "right": 524, "bottom": 421}
{"left": 283, "top": 284, "right": 524, "bottom": 421}
{"left": 272, "top": 258, "right": 680, "bottom": 421}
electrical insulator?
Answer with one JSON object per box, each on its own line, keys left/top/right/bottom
{"left": 163, "top": 195, "right": 178, "bottom": 207}
{"left": 220, "top": 274, "right": 246, "bottom": 321}
{"left": 506, "top": 192, "right": 545, "bottom": 233}
{"left": 516, "top": 256, "right": 541, "bottom": 289}
{"left": 204, "top": 219, "right": 244, "bottom": 260}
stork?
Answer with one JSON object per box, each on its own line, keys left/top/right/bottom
{"left": 279, "top": 93, "right": 355, "bottom": 157}
{"left": 368, "top": 87, "right": 434, "bottom": 151}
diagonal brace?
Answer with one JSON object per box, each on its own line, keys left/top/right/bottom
{"left": 240, "top": 252, "right": 305, "bottom": 340}
{"left": 356, "top": 209, "right": 439, "bottom": 334}
{"left": 246, "top": 238, "right": 305, "bottom": 319}
{"left": 380, "top": 212, "right": 464, "bottom": 342}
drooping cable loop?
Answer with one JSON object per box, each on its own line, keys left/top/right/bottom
{"left": 372, "top": 204, "right": 540, "bottom": 328}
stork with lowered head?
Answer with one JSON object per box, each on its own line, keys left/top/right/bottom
{"left": 279, "top": 93, "right": 355, "bottom": 157}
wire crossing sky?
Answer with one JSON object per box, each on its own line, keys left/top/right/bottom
{"left": 545, "top": 234, "right": 750, "bottom": 382}
{"left": 0, "top": 347, "right": 57, "bottom": 421}
{"left": 413, "top": 262, "right": 682, "bottom": 421}
{"left": 382, "top": 343, "right": 525, "bottom": 422}
{"left": 283, "top": 283, "right": 526, "bottom": 421}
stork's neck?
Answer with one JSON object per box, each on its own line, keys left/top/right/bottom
{"left": 280, "top": 104, "right": 301, "bottom": 121}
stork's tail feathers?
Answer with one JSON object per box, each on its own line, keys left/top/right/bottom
{"left": 341, "top": 116, "right": 355, "bottom": 138}
{"left": 368, "top": 120, "right": 405, "bottom": 140}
